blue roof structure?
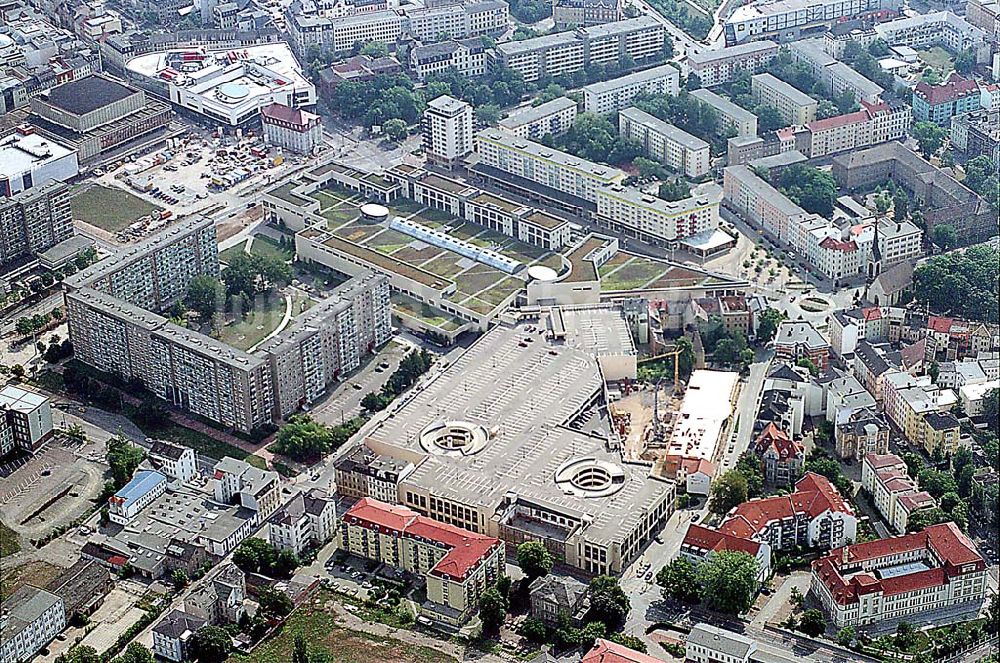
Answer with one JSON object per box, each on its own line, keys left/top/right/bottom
{"left": 113, "top": 470, "right": 167, "bottom": 512}
{"left": 389, "top": 217, "right": 524, "bottom": 274}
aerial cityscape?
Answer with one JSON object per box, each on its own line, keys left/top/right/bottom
{"left": 0, "top": 0, "right": 997, "bottom": 659}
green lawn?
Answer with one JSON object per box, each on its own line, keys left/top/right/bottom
{"left": 249, "top": 235, "right": 294, "bottom": 262}
{"left": 0, "top": 520, "right": 20, "bottom": 556}
{"left": 600, "top": 258, "right": 669, "bottom": 290}
{"left": 228, "top": 590, "right": 457, "bottom": 663}
{"left": 218, "top": 294, "right": 287, "bottom": 351}
{"left": 70, "top": 185, "right": 160, "bottom": 232}
{"left": 392, "top": 294, "right": 462, "bottom": 331}
{"left": 917, "top": 46, "right": 955, "bottom": 74}
{"left": 220, "top": 241, "right": 249, "bottom": 264}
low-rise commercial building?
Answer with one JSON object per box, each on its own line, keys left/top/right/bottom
{"left": 751, "top": 73, "right": 818, "bottom": 125}
{"left": 339, "top": 497, "right": 505, "bottom": 625}
{"left": 0, "top": 125, "right": 78, "bottom": 198}
{"left": 862, "top": 453, "right": 935, "bottom": 534}
{"left": 109, "top": 469, "right": 168, "bottom": 525}
{"left": 30, "top": 74, "right": 172, "bottom": 163}
{"left": 618, "top": 107, "right": 710, "bottom": 178}
{"left": 582, "top": 63, "right": 679, "bottom": 114}
{"left": 724, "top": 0, "right": 900, "bottom": 45}
{"left": 499, "top": 97, "right": 577, "bottom": 140}
{"left": 811, "top": 523, "right": 987, "bottom": 628}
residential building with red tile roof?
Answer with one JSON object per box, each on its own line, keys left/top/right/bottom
{"left": 810, "top": 523, "right": 987, "bottom": 627}
{"left": 679, "top": 523, "right": 772, "bottom": 585}
{"left": 718, "top": 472, "right": 856, "bottom": 552}
{"left": 339, "top": 497, "right": 505, "bottom": 625}
{"left": 581, "top": 638, "right": 669, "bottom": 663}
{"left": 861, "top": 452, "right": 936, "bottom": 534}
{"left": 752, "top": 423, "right": 805, "bottom": 487}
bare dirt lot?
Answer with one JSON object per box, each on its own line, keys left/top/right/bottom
{"left": 0, "top": 443, "right": 107, "bottom": 542}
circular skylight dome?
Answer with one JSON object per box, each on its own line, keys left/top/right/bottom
{"left": 216, "top": 82, "right": 250, "bottom": 103}
{"left": 554, "top": 457, "right": 627, "bottom": 498}
{"left": 418, "top": 421, "right": 492, "bottom": 457}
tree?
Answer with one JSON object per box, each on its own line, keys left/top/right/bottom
{"left": 233, "top": 537, "right": 277, "bottom": 574}
{"left": 756, "top": 308, "right": 785, "bottom": 344}
{"left": 895, "top": 621, "right": 917, "bottom": 650}
{"left": 697, "top": 551, "right": 759, "bottom": 615}
{"left": 272, "top": 548, "right": 300, "bottom": 579}
{"left": 185, "top": 275, "right": 225, "bottom": 320}
{"left": 735, "top": 452, "right": 764, "bottom": 498}
{"left": 655, "top": 556, "right": 701, "bottom": 603}
{"left": 912, "top": 121, "right": 946, "bottom": 159}
{"left": 754, "top": 105, "right": 785, "bottom": 133}
{"left": 293, "top": 633, "right": 310, "bottom": 663}
{"left": 114, "top": 643, "right": 154, "bottom": 663}
{"left": 710, "top": 470, "right": 748, "bottom": 514}
{"left": 479, "top": 587, "right": 508, "bottom": 635}
{"left": 189, "top": 626, "right": 232, "bottom": 663}
{"left": 64, "top": 423, "right": 87, "bottom": 444}
{"left": 892, "top": 188, "right": 909, "bottom": 221}
{"left": 587, "top": 575, "right": 630, "bottom": 628}
{"left": 171, "top": 569, "right": 189, "bottom": 591}
{"left": 475, "top": 104, "right": 501, "bottom": 126}
{"left": 273, "top": 415, "right": 337, "bottom": 461}
{"left": 658, "top": 179, "right": 691, "bottom": 202}
{"left": 609, "top": 632, "right": 647, "bottom": 653}
{"left": 796, "top": 357, "right": 819, "bottom": 377}
{"left": 361, "top": 391, "right": 390, "bottom": 412}
{"left": 836, "top": 625, "right": 856, "bottom": 646}
{"left": 778, "top": 165, "right": 837, "bottom": 217}
{"left": 954, "top": 49, "right": 976, "bottom": 74}
{"left": 932, "top": 224, "right": 958, "bottom": 250}
{"left": 798, "top": 609, "right": 827, "bottom": 637}
{"left": 913, "top": 245, "right": 999, "bottom": 322}
{"left": 61, "top": 646, "right": 101, "bottom": 663}
{"left": 516, "top": 541, "right": 553, "bottom": 581}
{"left": 106, "top": 434, "right": 146, "bottom": 488}
{"left": 382, "top": 118, "right": 407, "bottom": 141}
{"left": 983, "top": 388, "right": 1000, "bottom": 423}
{"left": 359, "top": 41, "right": 388, "bottom": 57}
{"left": 518, "top": 617, "right": 548, "bottom": 643}
{"left": 685, "top": 73, "right": 702, "bottom": 90}
{"left": 918, "top": 468, "right": 958, "bottom": 498}
{"left": 258, "top": 586, "right": 294, "bottom": 618}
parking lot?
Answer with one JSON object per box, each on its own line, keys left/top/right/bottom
{"left": 308, "top": 340, "right": 411, "bottom": 426}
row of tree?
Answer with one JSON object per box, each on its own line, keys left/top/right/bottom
{"left": 657, "top": 550, "right": 760, "bottom": 615}
{"left": 361, "top": 349, "right": 434, "bottom": 412}
{"left": 272, "top": 414, "right": 364, "bottom": 462}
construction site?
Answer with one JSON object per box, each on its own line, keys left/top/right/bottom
{"left": 610, "top": 333, "right": 741, "bottom": 496}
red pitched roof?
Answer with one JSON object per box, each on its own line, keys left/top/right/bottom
{"left": 819, "top": 236, "right": 858, "bottom": 252}
{"left": 260, "top": 102, "right": 316, "bottom": 127}
{"left": 683, "top": 523, "right": 761, "bottom": 557}
{"left": 582, "top": 639, "right": 667, "bottom": 663}
{"left": 343, "top": 498, "right": 500, "bottom": 580}
{"left": 927, "top": 316, "right": 954, "bottom": 334}
{"left": 864, "top": 452, "right": 904, "bottom": 470}
{"left": 914, "top": 73, "right": 979, "bottom": 106}
{"left": 808, "top": 109, "right": 868, "bottom": 133}
{"left": 754, "top": 423, "right": 804, "bottom": 460}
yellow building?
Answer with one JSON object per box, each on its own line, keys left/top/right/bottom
{"left": 338, "top": 498, "right": 505, "bottom": 625}
{"left": 922, "top": 412, "right": 963, "bottom": 457}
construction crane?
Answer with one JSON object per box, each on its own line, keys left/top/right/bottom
{"left": 637, "top": 343, "right": 684, "bottom": 393}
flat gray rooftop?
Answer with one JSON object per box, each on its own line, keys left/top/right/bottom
{"left": 367, "top": 310, "right": 668, "bottom": 547}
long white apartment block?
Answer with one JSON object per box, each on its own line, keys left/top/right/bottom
{"left": 752, "top": 73, "right": 819, "bottom": 125}
{"left": 596, "top": 182, "right": 722, "bottom": 245}
{"left": 789, "top": 39, "right": 884, "bottom": 104}
{"left": 475, "top": 128, "right": 627, "bottom": 203}
{"left": 618, "top": 107, "right": 710, "bottom": 178}
{"left": 582, "top": 63, "right": 679, "bottom": 114}
{"left": 490, "top": 16, "right": 665, "bottom": 82}
{"left": 686, "top": 40, "right": 778, "bottom": 87}
{"left": 499, "top": 97, "right": 578, "bottom": 140}
{"left": 689, "top": 89, "right": 757, "bottom": 137}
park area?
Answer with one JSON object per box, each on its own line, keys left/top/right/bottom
{"left": 228, "top": 590, "right": 457, "bottom": 663}
{"left": 70, "top": 184, "right": 160, "bottom": 232}
{"left": 917, "top": 46, "right": 955, "bottom": 76}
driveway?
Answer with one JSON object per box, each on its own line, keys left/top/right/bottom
{"left": 752, "top": 571, "right": 812, "bottom": 628}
